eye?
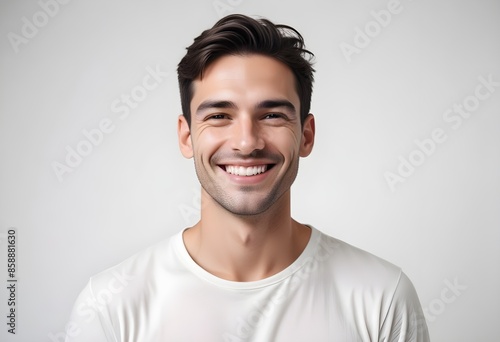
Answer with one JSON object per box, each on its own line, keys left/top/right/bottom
{"left": 206, "top": 113, "right": 229, "bottom": 120}
{"left": 263, "top": 113, "right": 286, "bottom": 120}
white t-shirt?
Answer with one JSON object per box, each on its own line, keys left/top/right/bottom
{"left": 65, "top": 227, "right": 429, "bottom": 341}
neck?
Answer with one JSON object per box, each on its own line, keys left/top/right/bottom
{"left": 183, "top": 188, "right": 311, "bottom": 282}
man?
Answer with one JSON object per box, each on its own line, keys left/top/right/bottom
{"left": 66, "top": 14, "right": 429, "bottom": 341}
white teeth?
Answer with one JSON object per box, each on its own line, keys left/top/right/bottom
{"left": 225, "top": 165, "right": 268, "bottom": 176}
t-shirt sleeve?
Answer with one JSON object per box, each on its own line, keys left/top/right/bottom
{"left": 64, "top": 280, "right": 116, "bottom": 342}
{"left": 379, "top": 272, "right": 430, "bottom": 342}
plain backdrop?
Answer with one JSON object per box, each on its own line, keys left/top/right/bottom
{"left": 0, "top": 0, "right": 499, "bottom": 341}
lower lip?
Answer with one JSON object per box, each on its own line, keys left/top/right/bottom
{"left": 220, "top": 166, "right": 273, "bottom": 185}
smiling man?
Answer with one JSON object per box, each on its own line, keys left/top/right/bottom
{"left": 66, "top": 14, "right": 429, "bottom": 341}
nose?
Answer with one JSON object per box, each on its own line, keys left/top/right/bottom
{"left": 230, "top": 116, "right": 265, "bottom": 155}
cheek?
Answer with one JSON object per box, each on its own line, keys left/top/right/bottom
{"left": 265, "top": 128, "right": 302, "bottom": 157}
{"left": 193, "top": 127, "right": 228, "bottom": 158}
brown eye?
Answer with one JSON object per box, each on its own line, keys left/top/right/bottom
{"left": 264, "top": 113, "right": 283, "bottom": 119}
{"left": 207, "top": 114, "right": 228, "bottom": 120}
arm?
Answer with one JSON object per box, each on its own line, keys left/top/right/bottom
{"left": 64, "top": 280, "right": 115, "bottom": 342}
{"left": 379, "top": 272, "right": 430, "bottom": 342}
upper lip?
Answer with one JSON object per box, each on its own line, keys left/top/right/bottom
{"left": 217, "top": 161, "right": 276, "bottom": 167}
{"left": 216, "top": 160, "right": 277, "bottom": 167}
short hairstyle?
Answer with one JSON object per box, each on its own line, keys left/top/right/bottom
{"left": 177, "top": 14, "right": 315, "bottom": 127}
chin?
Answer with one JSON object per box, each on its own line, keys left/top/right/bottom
{"left": 219, "top": 202, "right": 271, "bottom": 216}
{"left": 217, "top": 191, "right": 287, "bottom": 217}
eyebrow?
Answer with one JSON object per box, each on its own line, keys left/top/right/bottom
{"left": 196, "top": 100, "right": 237, "bottom": 115}
{"left": 195, "top": 99, "right": 296, "bottom": 116}
{"left": 256, "top": 100, "right": 296, "bottom": 115}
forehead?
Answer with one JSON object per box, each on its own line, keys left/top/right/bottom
{"left": 191, "top": 54, "right": 299, "bottom": 108}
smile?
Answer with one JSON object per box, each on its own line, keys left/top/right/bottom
{"left": 223, "top": 164, "right": 272, "bottom": 176}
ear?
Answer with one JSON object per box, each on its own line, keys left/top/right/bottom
{"left": 299, "top": 114, "right": 315, "bottom": 157}
{"left": 177, "top": 115, "right": 193, "bottom": 158}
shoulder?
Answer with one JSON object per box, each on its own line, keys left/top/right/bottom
{"left": 314, "top": 229, "right": 402, "bottom": 286}
{"left": 66, "top": 232, "right": 185, "bottom": 341}
{"left": 311, "top": 228, "right": 407, "bottom": 311}
{"left": 310, "top": 228, "right": 429, "bottom": 341}
{"left": 86, "top": 231, "right": 182, "bottom": 301}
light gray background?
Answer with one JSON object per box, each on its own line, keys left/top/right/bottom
{"left": 1, "top": 0, "right": 499, "bottom": 341}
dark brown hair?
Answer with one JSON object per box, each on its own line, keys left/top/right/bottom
{"left": 177, "top": 14, "right": 315, "bottom": 127}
